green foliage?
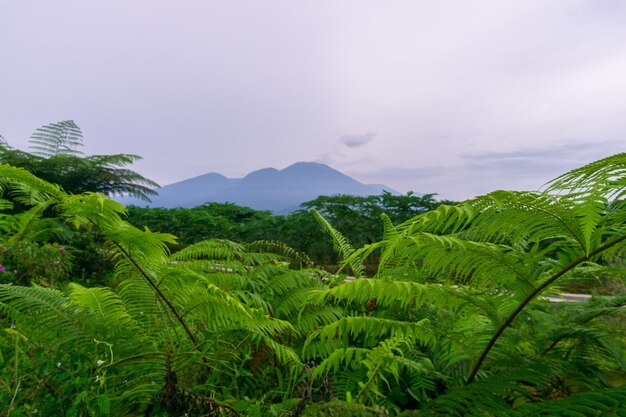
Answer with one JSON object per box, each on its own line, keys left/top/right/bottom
{"left": 0, "top": 241, "right": 70, "bottom": 286}
{"left": 127, "top": 203, "right": 277, "bottom": 245}
{"left": 298, "top": 154, "right": 626, "bottom": 413}
{"left": 0, "top": 154, "right": 625, "bottom": 416}
{"left": 126, "top": 193, "right": 452, "bottom": 271}
{"left": 0, "top": 168, "right": 340, "bottom": 414}
{"left": 300, "top": 400, "right": 387, "bottom": 416}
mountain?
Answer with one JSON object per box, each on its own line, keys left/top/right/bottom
{"left": 120, "top": 172, "right": 239, "bottom": 209}
{"left": 119, "top": 162, "right": 396, "bottom": 213}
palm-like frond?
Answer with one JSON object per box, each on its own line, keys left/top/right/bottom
{"left": 313, "top": 209, "right": 366, "bottom": 278}
{"left": 312, "top": 278, "right": 455, "bottom": 311}
{"left": 28, "top": 120, "right": 84, "bottom": 157}
{"left": 246, "top": 240, "right": 313, "bottom": 268}
{"left": 0, "top": 284, "right": 92, "bottom": 350}
{"left": 0, "top": 164, "right": 65, "bottom": 203}
{"left": 545, "top": 152, "right": 626, "bottom": 199}
{"left": 518, "top": 386, "right": 626, "bottom": 416}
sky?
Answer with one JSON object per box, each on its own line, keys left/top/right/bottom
{"left": 1, "top": 1, "right": 625, "bottom": 201}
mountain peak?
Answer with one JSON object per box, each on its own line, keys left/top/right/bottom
{"left": 283, "top": 161, "right": 339, "bottom": 173}
{"left": 243, "top": 167, "right": 279, "bottom": 180}
{"left": 285, "top": 161, "right": 329, "bottom": 169}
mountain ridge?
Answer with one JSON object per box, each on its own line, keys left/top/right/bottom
{"left": 119, "top": 161, "right": 396, "bottom": 213}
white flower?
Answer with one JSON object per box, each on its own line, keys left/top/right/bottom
{"left": 95, "top": 376, "right": 100, "bottom": 382}
{"left": 56, "top": 362, "right": 62, "bottom": 368}
{"left": 97, "top": 359, "right": 105, "bottom": 366}
{"left": 10, "top": 323, "right": 15, "bottom": 329}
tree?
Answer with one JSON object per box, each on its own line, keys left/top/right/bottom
{"left": 0, "top": 120, "right": 158, "bottom": 201}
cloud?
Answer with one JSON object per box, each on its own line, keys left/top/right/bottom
{"left": 349, "top": 140, "right": 623, "bottom": 200}
{"left": 462, "top": 141, "right": 621, "bottom": 176}
{"left": 340, "top": 132, "right": 376, "bottom": 148}
{"left": 464, "top": 141, "right": 617, "bottom": 162}
{"left": 459, "top": 140, "right": 623, "bottom": 185}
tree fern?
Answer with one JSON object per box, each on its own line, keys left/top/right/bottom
{"left": 2, "top": 122, "right": 159, "bottom": 201}
{"left": 28, "top": 120, "right": 84, "bottom": 157}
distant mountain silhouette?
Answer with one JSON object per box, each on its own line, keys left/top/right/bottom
{"left": 119, "top": 162, "right": 395, "bottom": 213}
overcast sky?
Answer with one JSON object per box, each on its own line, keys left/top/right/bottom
{"left": 1, "top": 1, "right": 625, "bottom": 200}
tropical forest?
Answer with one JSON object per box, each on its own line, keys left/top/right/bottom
{"left": 1, "top": 122, "right": 625, "bottom": 417}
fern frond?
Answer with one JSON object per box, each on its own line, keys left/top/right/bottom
{"left": 115, "top": 276, "right": 163, "bottom": 328}
{"left": 67, "top": 283, "right": 135, "bottom": 328}
{"left": 294, "top": 304, "right": 344, "bottom": 336}
{"left": 0, "top": 285, "right": 87, "bottom": 345}
{"left": 312, "top": 347, "right": 370, "bottom": 378}
{"left": 0, "top": 164, "right": 65, "bottom": 204}
{"left": 419, "top": 360, "right": 559, "bottom": 417}
{"left": 246, "top": 240, "right": 313, "bottom": 268}
{"left": 467, "top": 191, "right": 586, "bottom": 249}
{"left": 28, "top": 120, "right": 84, "bottom": 157}
{"left": 6, "top": 202, "right": 68, "bottom": 244}
{"left": 313, "top": 278, "right": 455, "bottom": 311}
{"left": 399, "top": 202, "right": 477, "bottom": 236}
{"left": 248, "top": 331, "right": 301, "bottom": 366}
{"left": 381, "top": 213, "right": 399, "bottom": 240}
{"left": 0, "top": 198, "right": 12, "bottom": 210}
{"left": 545, "top": 152, "right": 626, "bottom": 199}
{"left": 170, "top": 239, "right": 246, "bottom": 262}
{"left": 304, "top": 317, "right": 435, "bottom": 357}
{"left": 518, "top": 386, "right": 626, "bottom": 417}
{"left": 312, "top": 209, "right": 365, "bottom": 278}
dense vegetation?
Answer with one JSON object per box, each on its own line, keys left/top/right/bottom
{"left": 1, "top": 151, "right": 625, "bottom": 416}
{"left": 126, "top": 192, "right": 453, "bottom": 272}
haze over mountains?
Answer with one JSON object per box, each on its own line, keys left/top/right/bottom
{"left": 120, "top": 162, "right": 396, "bottom": 213}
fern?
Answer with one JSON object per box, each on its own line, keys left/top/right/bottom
{"left": 28, "top": 120, "right": 84, "bottom": 157}
{"left": 0, "top": 164, "right": 65, "bottom": 204}
{"left": 67, "top": 283, "right": 136, "bottom": 328}
{"left": 313, "top": 209, "right": 366, "bottom": 278}
{"left": 247, "top": 240, "right": 313, "bottom": 268}
{"left": 312, "top": 278, "right": 455, "bottom": 311}
{"left": 518, "top": 385, "right": 626, "bottom": 416}
{"left": 545, "top": 152, "right": 626, "bottom": 199}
